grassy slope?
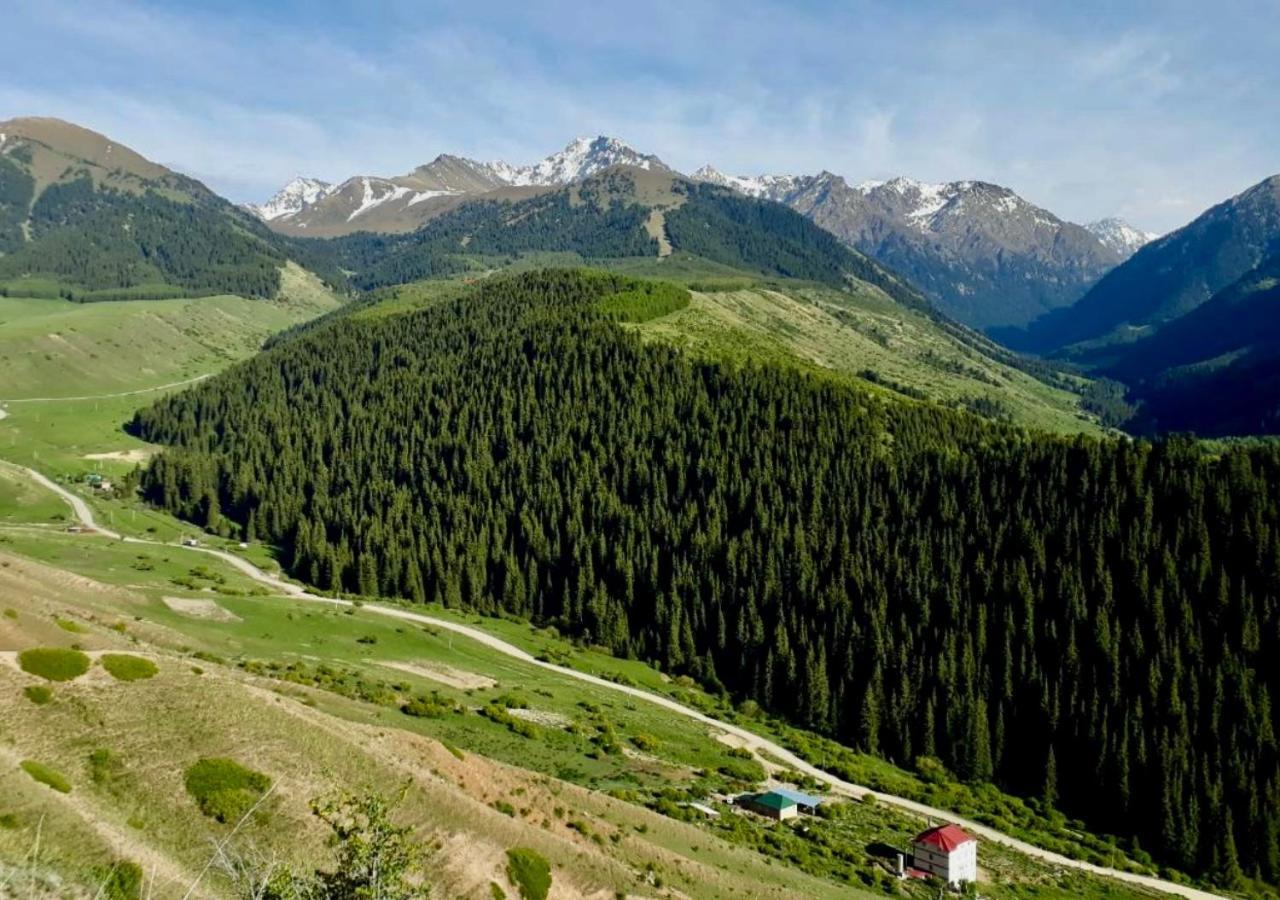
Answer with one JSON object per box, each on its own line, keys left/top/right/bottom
{"left": 0, "top": 521, "right": 1168, "bottom": 900}
{"left": 0, "top": 263, "right": 338, "bottom": 401}
{"left": 0, "top": 539, "right": 863, "bottom": 900}
{"left": 634, "top": 284, "right": 1101, "bottom": 435}
{"left": 0, "top": 264, "right": 341, "bottom": 503}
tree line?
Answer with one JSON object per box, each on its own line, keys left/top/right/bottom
{"left": 131, "top": 269, "right": 1280, "bottom": 887}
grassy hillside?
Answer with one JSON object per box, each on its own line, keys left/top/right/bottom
{"left": 0, "top": 117, "right": 335, "bottom": 300}
{"left": 633, "top": 283, "right": 1099, "bottom": 434}
{"left": 0, "top": 507, "right": 1176, "bottom": 899}
{"left": 0, "top": 264, "right": 339, "bottom": 401}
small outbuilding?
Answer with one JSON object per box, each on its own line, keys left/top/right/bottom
{"left": 911, "top": 823, "right": 977, "bottom": 886}
{"left": 766, "top": 786, "right": 825, "bottom": 814}
{"left": 737, "top": 791, "right": 799, "bottom": 821}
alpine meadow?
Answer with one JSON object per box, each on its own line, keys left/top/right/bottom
{"left": 3, "top": 4, "right": 1280, "bottom": 900}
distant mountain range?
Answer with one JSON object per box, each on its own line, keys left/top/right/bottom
{"left": 992, "top": 173, "right": 1280, "bottom": 436}
{"left": 1084, "top": 217, "right": 1161, "bottom": 258}
{"left": 693, "top": 167, "right": 1152, "bottom": 329}
{"left": 250, "top": 137, "right": 1156, "bottom": 329}
{"left": 1008, "top": 174, "right": 1280, "bottom": 355}
{"left": 248, "top": 137, "right": 669, "bottom": 237}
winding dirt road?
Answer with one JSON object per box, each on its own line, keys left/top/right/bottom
{"left": 3, "top": 374, "right": 213, "bottom": 405}
{"left": 8, "top": 459, "right": 1222, "bottom": 900}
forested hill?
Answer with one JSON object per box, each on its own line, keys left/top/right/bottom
{"left": 0, "top": 117, "right": 296, "bottom": 300}
{"left": 132, "top": 269, "right": 1280, "bottom": 889}
{"left": 288, "top": 169, "right": 930, "bottom": 311}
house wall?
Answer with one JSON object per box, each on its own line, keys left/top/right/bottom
{"left": 912, "top": 840, "right": 977, "bottom": 885}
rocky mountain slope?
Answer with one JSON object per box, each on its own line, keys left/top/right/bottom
{"left": 1010, "top": 174, "right": 1280, "bottom": 354}
{"left": 254, "top": 136, "right": 671, "bottom": 236}
{"left": 695, "top": 166, "right": 1124, "bottom": 329}
{"left": 1085, "top": 217, "right": 1159, "bottom": 259}
{"left": 246, "top": 175, "right": 333, "bottom": 221}
{"left": 0, "top": 117, "right": 293, "bottom": 299}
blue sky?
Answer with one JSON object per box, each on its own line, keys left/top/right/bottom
{"left": 5, "top": 0, "right": 1278, "bottom": 232}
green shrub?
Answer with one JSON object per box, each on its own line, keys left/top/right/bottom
{"left": 0, "top": 813, "right": 19, "bottom": 829}
{"left": 89, "top": 748, "right": 122, "bottom": 785}
{"left": 505, "top": 847, "right": 552, "bottom": 900}
{"left": 95, "top": 860, "right": 143, "bottom": 900}
{"left": 21, "top": 760, "right": 71, "bottom": 793}
{"left": 2, "top": 607, "right": 17, "bottom": 619}
{"left": 630, "top": 733, "right": 661, "bottom": 752}
{"left": 489, "top": 883, "right": 507, "bottom": 900}
{"left": 184, "top": 757, "right": 271, "bottom": 823}
{"left": 55, "top": 618, "right": 87, "bottom": 634}
{"left": 23, "top": 685, "right": 53, "bottom": 705}
{"left": 101, "top": 654, "right": 158, "bottom": 682}
{"left": 18, "top": 647, "right": 91, "bottom": 681}
{"left": 717, "top": 758, "right": 766, "bottom": 783}
{"left": 401, "top": 695, "right": 452, "bottom": 718}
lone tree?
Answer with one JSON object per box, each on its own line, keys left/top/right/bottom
{"left": 224, "top": 790, "right": 430, "bottom": 900}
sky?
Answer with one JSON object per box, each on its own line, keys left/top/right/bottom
{"left": 4, "top": 0, "right": 1279, "bottom": 233}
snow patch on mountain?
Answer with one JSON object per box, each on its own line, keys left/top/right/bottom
{"left": 692, "top": 166, "right": 800, "bottom": 200}
{"left": 249, "top": 176, "right": 332, "bottom": 221}
{"left": 347, "top": 179, "right": 421, "bottom": 221}
{"left": 1085, "top": 218, "right": 1160, "bottom": 259}
{"left": 407, "top": 189, "right": 461, "bottom": 206}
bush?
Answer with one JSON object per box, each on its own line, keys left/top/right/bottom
{"left": 23, "top": 685, "right": 53, "bottom": 705}
{"left": 101, "top": 654, "right": 158, "bottom": 682}
{"left": 18, "top": 647, "right": 91, "bottom": 681}
{"left": 21, "top": 759, "right": 71, "bottom": 793}
{"left": 0, "top": 813, "right": 18, "bottom": 829}
{"left": 89, "top": 748, "right": 122, "bottom": 785}
{"left": 505, "top": 847, "right": 552, "bottom": 900}
{"left": 2, "top": 607, "right": 16, "bottom": 619}
{"left": 630, "top": 733, "right": 661, "bottom": 752}
{"left": 55, "top": 618, "right": 87, "bottom": 634}
{"left": 717, "top": 758, "right": 766, "bottom": 783}
{"left": 96, "top": 860, "right": 143, "bottom": 900}
{"left": 184, "top": 757, "right": 271, "bottom": 823}
{"left": 401, "top": 692, "right": 454, "bottom": 718}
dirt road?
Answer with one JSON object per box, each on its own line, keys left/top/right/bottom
{"left": 10, "top": 459, "right": 1223, "bottom": 900}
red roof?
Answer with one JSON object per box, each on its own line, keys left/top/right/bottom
{"left": 913, "top": 824, "right": 975, "bottom": 852}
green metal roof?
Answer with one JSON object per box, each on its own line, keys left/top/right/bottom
{"left": 750, "top": 791, "right": 798, "bottom": 811}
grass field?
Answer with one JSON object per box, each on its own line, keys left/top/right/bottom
{"left": 0, "top": 263, "right": 339, "bottom": 401}
{"left": 635, "top": 285, "right": 1102, "bottom": 435}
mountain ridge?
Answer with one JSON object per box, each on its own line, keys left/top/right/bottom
{"left": 1009, "top": 173, "right": 1280, "bottom": 355}
{"left": 692, "top": 166, "right": 1125, "bottom": 328}
{"left": 252, "top": 135, "right": 671, "bottom": 235}
{"left": 0, "top": 115, "right": 292, "bottom": 299}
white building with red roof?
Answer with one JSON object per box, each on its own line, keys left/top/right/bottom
{"left": 911, "top": 823, "right": 977, "bottom": 885}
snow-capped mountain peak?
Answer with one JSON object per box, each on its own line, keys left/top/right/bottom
{"left": 248, "top": 176, "right": 332, "bottom": 221}
{"left": 492, "top": 136, "right": 668, "bottom": 187}
{"left": 1085, "top": 217, "right": 1160, "bottom": 259}
{"left": 692, "top": 165, "right": 800, "bottom": 200}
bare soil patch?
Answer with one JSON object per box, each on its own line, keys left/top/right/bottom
{"left": 83, "top": 449, "right": 155, "bottom": 463}
{"left": 162, "top": 596, "right": 241, "bottom": 623}
{"left": 380, "top": 660, "right": 496, "bottom": 690}
{"left": 507, "top": 707, "right": 570, "bottom": 728}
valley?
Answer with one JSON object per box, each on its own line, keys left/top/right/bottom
{"left": 0, "top": 104, "right": 1276, "bottom": 900}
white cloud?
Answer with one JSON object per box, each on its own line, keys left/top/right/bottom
{"left": 3, "top": 0, "right": 1277, "bottom": 232}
